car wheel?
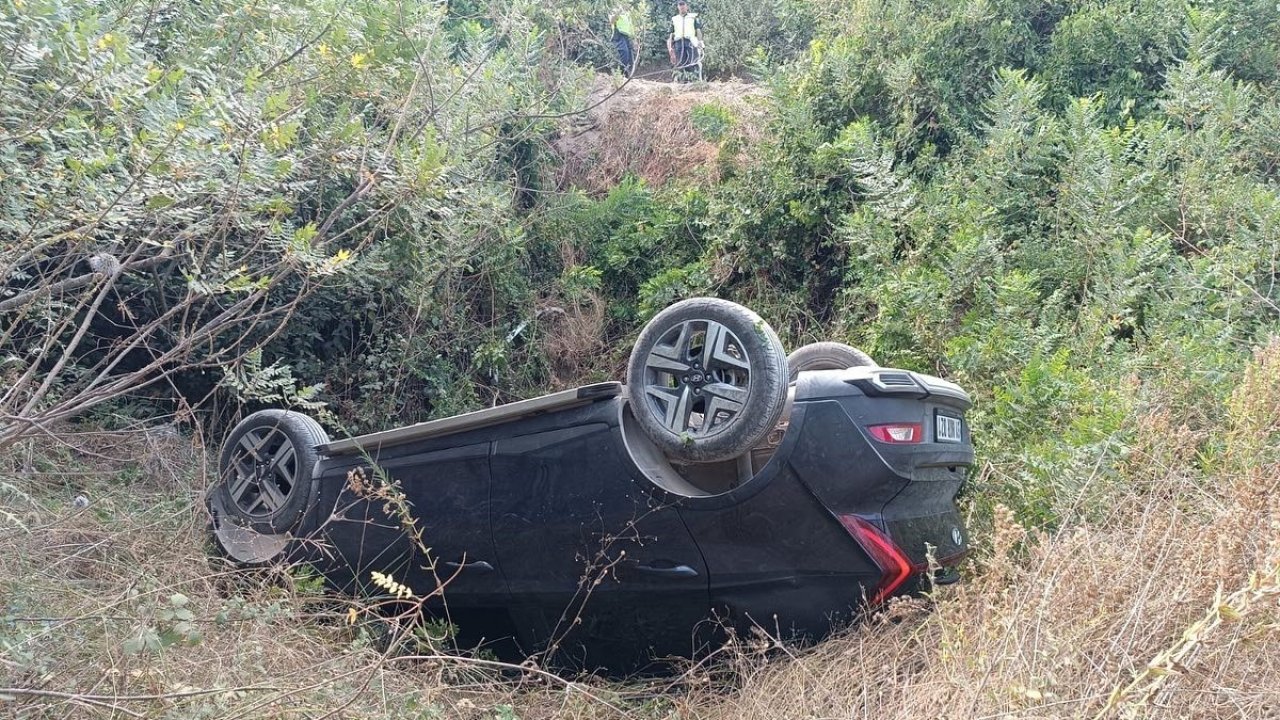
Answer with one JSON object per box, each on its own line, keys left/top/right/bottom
{"left": 214, "top": 409, "right": 328, "bottom": 535}
{"left": 787, "top": 342, "right": 877, "bottom": 382}
{"left": 627, "top": 298, "right": 788, "bottom": 463}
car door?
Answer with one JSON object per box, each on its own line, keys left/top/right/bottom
{"left": 313, "top": 442, "right": 507, "bottom": 609}
{"left": 490, "top": 423, "right": 710, "bottom": 670}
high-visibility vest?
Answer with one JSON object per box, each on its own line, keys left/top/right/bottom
{"left": 613, "top": 11, "right": 635, "bottom": 37}
{"left": 671, "top": 13, "right": 697, "bottom": 40}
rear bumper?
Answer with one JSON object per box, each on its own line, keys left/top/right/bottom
{"left": 784, "top": 395, "right": 971, "bottom": 599}
{"left": 786, "top": 398, "right": 970, "bottom": 553}
{"left": 679, "top": 376, "right": 976, "bottom": 634}
{"left": 881, "top": 509, "right": 969, "bottom": 568}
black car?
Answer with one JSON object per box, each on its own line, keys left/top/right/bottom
{"left": 208, "top": 298, "right": 973, "bottom": 670}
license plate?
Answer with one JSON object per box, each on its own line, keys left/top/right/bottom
{"left": 935, "top": 413, "right": 963, "bottom": 443}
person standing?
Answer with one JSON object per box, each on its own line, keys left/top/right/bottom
{"left": 609, "top": 7, "right": 637, "bottom": 77}
{"left": 666, "top": 1, "right": 701, "bottom": 81}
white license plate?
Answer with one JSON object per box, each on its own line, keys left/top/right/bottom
{"left": 935, "top": 414, "right": 963, "bottom": 443}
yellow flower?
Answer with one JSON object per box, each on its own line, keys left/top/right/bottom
{"left": 346, "top": 607, "right": 358, "bottom": 625}
{"left": 369, "top": 570, "right": 413, "bottom": 599}
{"left": 349, "top": 52, "right": 370, "bottom": 70}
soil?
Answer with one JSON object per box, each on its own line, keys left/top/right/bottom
{"left": 551, "top": 72, "right": 768, "bottom": 194}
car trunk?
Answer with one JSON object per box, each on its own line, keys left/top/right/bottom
{"left": 787, "top": 368, "right": 974, "bottom": 571}
{"left": 663, "top": 367, "right": 975, "bottom": 638}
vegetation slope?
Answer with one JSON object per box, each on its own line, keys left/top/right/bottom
{"left": 3, "top": 0, "right": 1280, "bottom": 717}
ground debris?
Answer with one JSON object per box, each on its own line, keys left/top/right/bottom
{"left": 552, "top": 75, "right": 767, "bottom": 194}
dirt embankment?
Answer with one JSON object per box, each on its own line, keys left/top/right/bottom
{"left": 553, "top": 75, "right": 768, "bottom": 194}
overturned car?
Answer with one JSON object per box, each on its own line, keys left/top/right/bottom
{"left": 208, "top": 298, "right": 973, "bottom": 670}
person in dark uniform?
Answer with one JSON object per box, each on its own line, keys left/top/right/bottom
{"left": 609, "top": 7, "right": 637, "bottom": 77}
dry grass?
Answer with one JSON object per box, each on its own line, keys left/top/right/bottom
{"left": 538, "top": 294, "right": 610, "bottom": 389}
{"left": 674, "top": 482, "right": 1280, "bottom": 720}
{"left": 677, "top": 342, "right": 1280, "bottom": 720}
{"left": 3, "top": 343, "right": 1279, "bottom": 718}
{"left": 0, "top": 431, "right": 580, "bottom": 719}
{"left": 552, "top": 76, "right": 768, "bottom": 195}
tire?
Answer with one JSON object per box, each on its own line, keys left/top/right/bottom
{"left": 627, "top": 298, "right": 788, "bottom": 463}
{"left": 787, "top": 342, "right": 877, "bottom": 382}
{"left": 213, "top": 409, "right": 328, "bottom": 535}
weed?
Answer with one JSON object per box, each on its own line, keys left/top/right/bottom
{"left": 122, "top": 593, "right": 202, "bottom": 654}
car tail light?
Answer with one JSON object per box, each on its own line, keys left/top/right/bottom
{"left": 867, "top": 423, "right": 922, "bottom": 444}
{"left": 838, "top": 514, "right": 919, "bottom": 605}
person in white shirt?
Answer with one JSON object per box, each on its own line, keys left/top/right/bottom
{"left": 666, "top": 1, "right": 702, "bottom": 80}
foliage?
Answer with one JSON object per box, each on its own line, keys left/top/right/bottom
{"left": 531, "top": 178, "right": 705, "bottom": 336}
{"left": 123, "top": 593, "right": 202, "bottom": 654}
{"left": 774, "top": 3, "right": 1279, "bottom": 525}
{"left": 690, "top": 102, "right": 736, "bottom": 140}
{"left": 0, "top": 0, "right": 588, "bottom": 440}
{"left": 530, "top": 0, "right": 1280, "bottom": 530}
{"left": 678, "top": 0, "right": 779, "bottom": 76}
{"left": 219, "top": 348, "right": 330, "bottom": 417}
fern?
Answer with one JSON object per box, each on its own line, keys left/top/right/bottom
{"left": 219, "top": 348, "right": 333, "bottom": 421}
